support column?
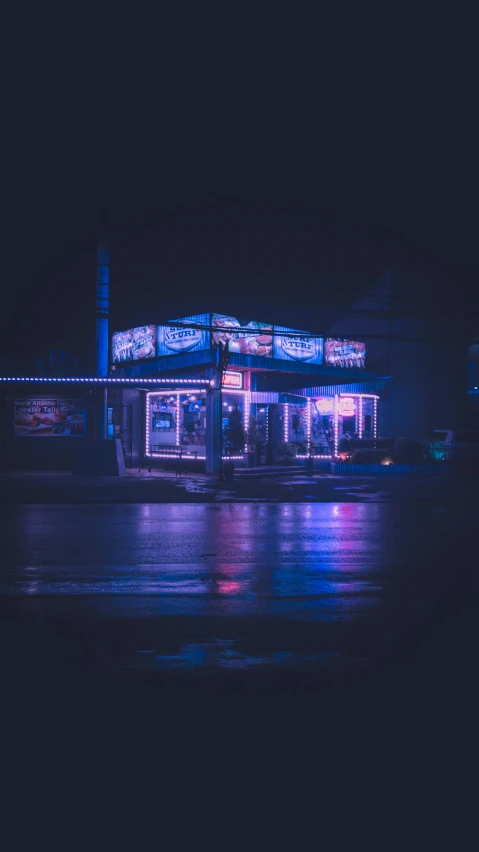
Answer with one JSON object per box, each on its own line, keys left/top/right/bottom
{"left": 102, "top": 387, "right": 108, "bottom": 441}
{"left": 206, "top": 386, "right": 222, "bottom": 475}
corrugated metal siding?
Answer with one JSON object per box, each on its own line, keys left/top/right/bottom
{"left": 279, "top": 393, "right": 307, "bottom": 405}
{"left": 114, "top": 349, "right": 213, "bottom": 378}
{"left": 250, "top": 392, "right": 279, "bottom": 403}
{"left": 294, "top": 377, "right": 394, "bottom": 397}
{"left": 228, "top": 352, "right": 373, "bottom": 379}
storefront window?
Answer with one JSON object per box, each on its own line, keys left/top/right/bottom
{"left": 107, "top": 407, "right": 114, "bottom": 439}
{"left": 288, "top": 404, "right": 308, "bottom": 453}
{"left": 149, "top": 394, "right": 178, "bottom": 453}
{"left": 361, "top": 398, "right": 374, "bottom": 439}
{"left": 179, "top": 393, "right": 207, "bottom": 458}
{"left": 222, "top": 392, "right": 245, "bottom": 455}
{"left": 311, "top": 399, "right": 334, "bottom": 455}
{"left": 253, "top": 405, "right": 268, "bottom": 463}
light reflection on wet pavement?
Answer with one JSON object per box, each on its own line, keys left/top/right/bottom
{"left": 0, "top": 502, "right": 474, "bottom": 684}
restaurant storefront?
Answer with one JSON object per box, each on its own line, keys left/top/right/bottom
{"left": 0, "top": 313, "right": 388, "bottom": 472}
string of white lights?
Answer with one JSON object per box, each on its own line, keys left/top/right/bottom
{"left": 334, "top": 395, "right": 339, "bottom": 456}
{"left": 244, "top": 392, "right": 251, "bottom": 451}
{"left": 283, "top": 404, "right": 289, "bottom": 443}
{"left": 306, "top": 397, "right": 312, "bottom": 456}
{"left": 296, "top": 454, "right": 332, "bottom": 459}
{"left": 0, "top": 377, "right": 214, "bottom": 384}
{"left": 358, "top": 396, "right": 363, "bottom": 439}
{"left": 373, "top": 397, "right": 378, "bottom": 439}
{"left": 339, "top": 392, "right": 379, "bottom": 399}
{"left": 148, "top": 452, "right": 202, "bottom": 460}
{"left": 176, "top": 393, "right": 181, "bottom": 447}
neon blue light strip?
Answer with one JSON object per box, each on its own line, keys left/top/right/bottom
{"left": 0, "top": 377, "right": 214, "bottom": 385}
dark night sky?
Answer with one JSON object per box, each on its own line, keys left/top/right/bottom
{"left": 2, "top": 12, "right": 478, "bottom": 370}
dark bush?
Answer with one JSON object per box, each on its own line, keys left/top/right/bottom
{"left": 338, "top": 437, "right": 352, "bottom": 454}
{"left": 350, "top": 449, "right": 390, "bottom": 464}
{"left": 349, "top": 439, "right": 375, "bottom": 451}
{"left": 376, "top": 438, "right": 396, "bottom": 450}
{"left": 452, "top": 455, "right": 479, "bottom": 478}
{"left": 276, "top": 443, "right": 297, "bottom": 464}
{"left": 392, "top": 438, "right": 423, "bottom": 465}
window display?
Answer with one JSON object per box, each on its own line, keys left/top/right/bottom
{"left": 179, "top": 393, "right": 206, "bottom": 457}
{"left": 149, "top": 395, "right": 177, "bottom": 452}
{"left": 311, "top": 402, "right": 334, "bottom": 456}
{"left": 288, "top": 404, "right": 308, "bottom": 453}
{"left": 222, "top": 392, "right": 245, "bottom": 455}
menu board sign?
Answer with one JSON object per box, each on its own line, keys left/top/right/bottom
{"left": 14, "top": 399, "right": 86, "bottom": 436}
{"left": 112, "top": 325, "right": 157, "bottom": 363}
{"left": 324, "top": 339, "right": 366, "bottom": 369}
{"left": 157, "top": 314, "right": 210, "bottom": 357}
{"left": 212, "top": 314, "right": 273, "bottom": 357}
{"left": 273, "top": 326, "right": 323, "bottom": 364}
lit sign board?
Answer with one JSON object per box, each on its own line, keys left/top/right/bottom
{"left": 324, "top": 339, "right": 366, "bottom": 369}
{"left": 315, "top": 398, "right": 334, "bottom": 414}
{"left": 112, "top": 325, "right": 157, "bottom": 363}
{"left": 13, "top": 398, "right": 86, "bottom": 436}
{"left": 222, "top": 371, "right": 243, "bottom": 389}
{"left": 212, "top": 314, "right": 273, "bottom": 357}
{"left": 274, "top": 326, "right": 323, "bottom": 364}
{"left": 338, "top": 397, "right": 356, "bottom": 416}
{"left": 157, "top": 313, "right": 210, "bottom": 357}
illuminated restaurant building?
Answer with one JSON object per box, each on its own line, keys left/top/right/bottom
{"left": 0, "top": 311, "right": 390, "bottom": 473}
{"left": 110, "top": 313, "right": 385, "bottom": 473}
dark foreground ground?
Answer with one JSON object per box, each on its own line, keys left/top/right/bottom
{"left": 2, "top": 491, "right": 478, "bottom": 825}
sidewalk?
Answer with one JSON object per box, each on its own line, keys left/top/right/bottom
{"left": 128, "top": 464, "right": 316, "bottom": 479}
{"left": 0, "top": 467, "right": 470, "bottom": 504}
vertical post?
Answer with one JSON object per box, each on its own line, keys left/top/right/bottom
{"left": 219, "top": 385, "right": 223, "bottom": 476}
{"left": 206, "top": 365, "right": 222, "bottom": 476}
{"left": 214, "top": 343, "right": 229, "bottom": 479}
{"left": 102, "top": 387, "right": 108, "bottom": 440}
{"left": 358, "top": 396, "right": 363, "bottom": 439}
{"left": 206, "top": 384, "right": 222, "bottom": 475}
{"left": 96, "top": 242, "right": 109, "bottom": 379}
{"left": 373, "top": 396, "right": 378, "bottom": 440}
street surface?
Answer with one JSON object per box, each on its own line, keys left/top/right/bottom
{"left": 2, "top": 494, "right": 478, "bottom": 811}
{"left": 1, "top": 500, "right": 476, "bottom": 691}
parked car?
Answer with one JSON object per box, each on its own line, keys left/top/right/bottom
{"left": 427, "top": 430, "right": 479, "bottom": 461}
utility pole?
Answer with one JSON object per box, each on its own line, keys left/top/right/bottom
{"left": 96, "top": 241, "right": 109, "bottom": 440}
{"left": 216, "top": 341, "right": 229, "bottom": 480}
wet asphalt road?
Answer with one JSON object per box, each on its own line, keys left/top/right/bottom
{"left": 3, "top": 497, "right": 479, "bottom": 815}
{"left": 1, "top": 501, "right": 476, "bottom": 693}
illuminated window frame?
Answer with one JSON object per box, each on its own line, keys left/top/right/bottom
{"left": 146, "top": 388, "right": 208, "bottom": 458}
{"left": 283, "top": 403, "right": 289, "bottom": 443}
{"left": 222, "top": 388, "right": 250, "bottom": 452}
